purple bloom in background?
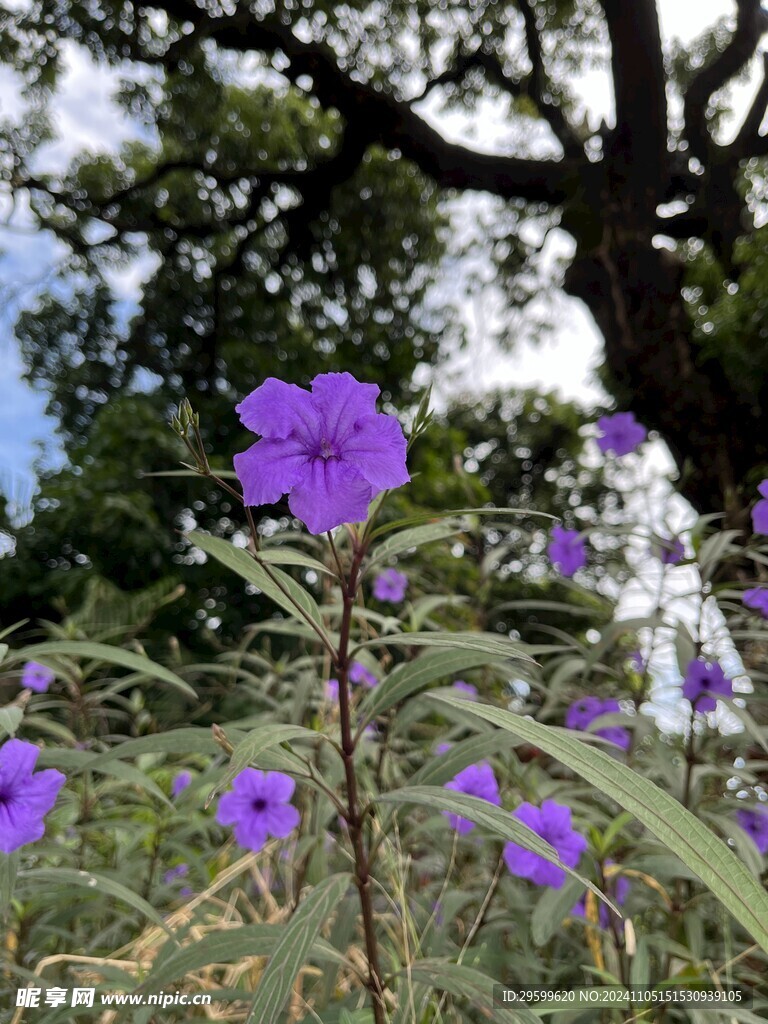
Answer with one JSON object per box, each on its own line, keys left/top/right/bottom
{"left": 373, "top": 568, "right": 408, "bottom": 603}
{"left": 628, "top": 651, "right": 645, "bottom": 673}
{"left": 325, "top": 678, "right": 339, "bottom": 701}
{"left": 171, "top": 771, "right": 192, "bottom": 798}
{"left": 163, "top": 863, "right": 189, "bottom": 885}
{"left": 743, "top": 588, "right": 768, "bottom": 619}
{"left": 349, "top": 662, "right": 377, "bottom": 688}
{"left": 216, "top": 769, "right": 300, "bottom": 853}
{"left": 233, "top": 372, "right": 410, "bottom": 535}
{"left": 751, "top": 481, "right": 768, "bottom": 534}
{"left": 565, "top": 697, "right": 631, "bottom": 751}
{"left": 547, "top": 526, "right": 587, "bottom": 577}
{"left": 736, "top": 807, "right": 768, "bottom": 854}
{"left": 443, "top": 763, "right": 501, "bottom": 834}
{"left": 452, "top": 680, "right": 478, "bottom": 699}
{"left": 596, "top": 412, "right": 647, "bottom": 457}
{"left": 0, "top": 739, "right": 66, "bottom": 853}
{"left": 435, "top": 742, "right": 453, "bottom": 755}
{"left": 658, "top": 536, "right": 685, "bottom": 565}
{"left": 21, "top": 661, "right": 54, "bottom": 694}
{"left": 573, "top": 861, "right": 630, "bottom": 926}
{"left": 504, "top": 800, "right": 587, "bottom": 888}
{"left": 682, "top": 659, "right": 732, "bottom": 713}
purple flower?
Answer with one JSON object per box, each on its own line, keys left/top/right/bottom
{"left": 0, "top": 739, "right": 66, "bottom": 853}
{"left": 658, "top": 536, "right": 685, "bottom": 565}
{"left": 233, "top": 373, "right": 410, "bottom": 535}
{"left": 547, "top": 526, "right": 587, "bottom": 577}
{"left": 743, "top": 588, "right": 768, "bottom": 619}
{"left": 452, "top": 680, "right": 478, "bottom": 699}
{"left": 573, "top": 861, "right": 630, "bottom": 926}
{"left": 171, "top": 771, "right": 192, "bottom": 798}
{"left": 736, "top": 807, "right": 768, "bottom": 855}
{"left": 628, "top": 651, "right": 645, "bottom": 673}
{"left": 596, "top": 412, "right": 647, "bottom": 457}
{"left": 373, "top": 569, "right": 408, "bottom": 603}
{"left": 163, "top": 863, "right": 189, "bottom": 884}
{"left": 216, "top": 769, "right": 300, "bottom": 852}
{"left": 349, "top": 662, "right": 377, "bottom": 688}
{"left": 443, "top": 763, "right": 501, "bottom": 834}
{"left": 503, "top": 800, "right": 587, "bottom": 888}
{"left": 21, "top": 661, "right": 55, "bottom": 694}
{"left": 435, "top": 742, "right": 453, "bottom": 755}
{"left": 324, "top": 678, "right": 339, "bottom": 701}
{"left": 682, "top": 659, "right": 732, "bottom": 713}
{"left": 752, "top": 481, "right": 768, "bottom": 534}
{"left": 566, "top": 697, "right": 630, "bottom": 750}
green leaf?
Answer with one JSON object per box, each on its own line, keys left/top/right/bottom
{"left": 369, "top": 506, "right": 551, "bottom": 541}
{"left": 379, "top": 786, "right": 603, "bottom": 900}
{"left": 405, "top": 958, "right": 539, "bottom": 1023}
{"left": 367, "top": 522, "right": 460, "bottom": 566}
{"left": 211, "top": 724, "right": 326, "bottom": 803}
{"left": 20, "top": 868, "right": 174, "bottom": 935}
{"left": 355, "top": 631, "right": 533, "bottom": 663}
{"left": 86, "top": 728, "right": 220, "bottom": 766}
{"left": 409, "top": 733, "right": 511, "bottom": 787}
{"left": 138, "top": 923, "right": 347, "bottom": 992}
{"left": 430, "top": 693, "right": 768, "bottom": 953}
{"left": 0, "top": 705, "right": 23, "bottom": 739}
{"left": 246, "top": 873, "right": 352, "bottom": 1024}
{"left": 190, "top": 532, "right": 328, "bottom": 639}
{"left": 259, "top": 548, "right": 336, "bottom": 577}
{"left": 358, "top": 648, "right": 509, "bottom": 722}
{"left": 531, "top": 877, "right": 586, "bottom": 946}
{"left": 36, "top": 748, "right": 172, "bottom": 806}
{"left": 9, "top": 642, "right": 196, "bottom": 699}
{"left": 0, "top": 850, "right": 20, "bottom": 911}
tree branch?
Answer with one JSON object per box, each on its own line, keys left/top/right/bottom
{"left": 684, "top": 0, "right": 768, "bottom": 163}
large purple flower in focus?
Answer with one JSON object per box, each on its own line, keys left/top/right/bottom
{"left": 216, "top": 769, "right": 300, "bottom": 852}
{"left": 373, "top": 569, "right": 408, "bottom": 603}
{"left": 504, "top": 799, "right": 587, "bottom": 888}
{"left": 547, "top": 526, "right": 587, "bottom": 577}
{"left": 596, "top": 412, "right": 647, "bottom": 457}
{"left": 744, "top": 587, "right": 768, "bottom": 619}
{"left": 736, "top": 807, "right": 768, "bottom": 854}
{"left": 443, "top": 763, "right": 501, "bottom": 834}
{"left": 233, "top": 373, "right": 410, "bottom": 535}
{"left": 682, "top": 659, "right": 732, "bottom": 713}
{"left": 21, "top": 661, "right": 54, "bottom": 694}
{"left": 0, "top": 739, "right": 66, "bottom": 853}
{"left": 752, "top": 481, "right": 768, "bottom": 534}
{"left": 565, "top": 696, "right": 631, "bottom": 750}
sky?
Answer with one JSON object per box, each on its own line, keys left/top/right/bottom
{"left": 0, "top": 0, "right": 756, "bottom": 506}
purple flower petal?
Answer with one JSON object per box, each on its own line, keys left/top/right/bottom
{"left": 752, "top": 497, "right": 768, "bottom": 534}
{"left": 172, "top": 771, "right": 192, "bottom": 798}
{"left": 217, "top": 768, "right": 300, "bottom": 853}
{"left": 504, "top": 799, "right": 586, "bottom": 890}
{"left": 340, "top": 414, "right": 411, "bottom": 494}
{"left": 0, "top": 739, "right": 65, "bottom": 853}
{"left": 682, "top": 659, "right": 732, "bottom": 713}
{"left": 373, "top": 568, "right": 408, "bottom": 603}
{"left": 236, "top": 378, "right": 317, "bottom": 440}
{"left": 596, "top": 412, "right": 647, "bottom": 457}
{"left": 547, "top": 526, "right": 587, "bottom": 577}
{"left": 309, "top": 372, "right": 381, "bottom": 442}
{"left": 288, "top": 460, "right": 372, "bottom": 535}
{"left": 21, "top": 661, "right": 55, "bottom": 693}
{"left": 233, "top": 437, "right": 307, "bottom": 507}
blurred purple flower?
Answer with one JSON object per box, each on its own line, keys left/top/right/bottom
{"left": 233, "top": 372, "right": 410, "bottom": 535}
{"left": 349, "top": 662, "right": 377, "bottom": 688}
{"left": 171, "top": 771, "right": 192, "bottom": 798}
{"left": 373, "top": 569, "right": 408, "bottom": 603}
{"left": 0, "top": 739, "right": 66, "bottom": 853}
{"left": 682, "top": 659, "right": 732, "bottom": 713}
{"left": 736, "top": 807, "right": 768, "bottom": 854}
{"left": 566, "top": 697, "right": 630, "bottom": 750}
{"left": 503, "top": 800, "right": 587, "bottom": 888}
{"left": 435, "top": 742, "right": 453, "bottom": 755}
{"left": 752, "top": 481, "right": 768, "bottom": 534}
{"left": 21, "top": 661, "right": 54, "bottom": 694}
{"left": 628, "top": 651, "right": 645, "bottom": 673}
{"left": 452, "top": 680, "right": 478, "bottom": 699}
{"left": 443, "top": 763, "right": 501, "bottom": 834}
{"left": 596, "top": 412, "right": 647, "bottom": 457}
{"left": 216, "top": 769, "right": 300, "bottom": 852}
{"left": 743, "top": 588, "right": 768, "bottom": 619}
{"left": 324, "top": 678, "right": 339, "bottom": 701}
{"left": 658, "top": 536, "right": 685, "bottom": 565}
{"left": 547, "top": 526, "right": 587, "bottom": 577}
{"left": 573, "top": 861, "right": 630, "bottom": 926}
{"left": 163, "top": 863, "right": 189, "bottom": 885}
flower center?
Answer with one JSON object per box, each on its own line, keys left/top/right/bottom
{"left": 319, "top": 437, "right": 336, "bottom": 460}
{"left": 252, "top": 798, "right": 267, "bottom": 813}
